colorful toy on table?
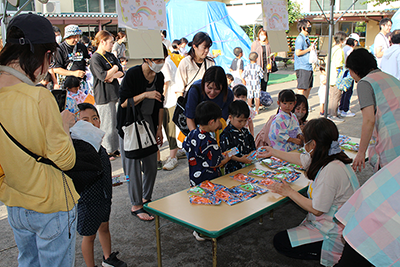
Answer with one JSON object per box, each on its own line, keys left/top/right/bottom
{"left": 227, "top": 187, "right": 257, "bottom": 200}
{"left": 274, "top": 167, "right": 301, "bottom": 183}
{"left": 214, "top": 189, "right": 244, "bottom": 205}
{"left": 340, "top": 141, "right": 359, "bottom": 152}
{"left": 236, "top": 183, "right": 269, "bottom": 194}
{"left": 189, "top": 195, "right": 222, "bottom": 205}
{"left": 231, "top": 173, "right": 258, "bottom": 184}
{"left": 338, "top": 134, "right": 351, "bottom": 145}
{"left": 199, "top": 180, "right": 225, "bottom": 192}
{"left": 246, "top": 150, "right": 258, "bottom": 163}
{"left": 223, "top": 147, "right": 240, "bottom": 158}
{"left": 258, "top": 178, "right": 275, "bottom": 187}
{"left": 248, "top": 168, "right": 268, "bottom": 178}
{"left": 261, "top": 157, "right": 288, "bottom": 169}
{"left": 187, "top": 186, "right": 207, "bottom": 195}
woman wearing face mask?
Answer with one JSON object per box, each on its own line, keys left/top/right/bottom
{"left": 259, "top": 118, "right": 359, "bottom": 267}
{"left": 175, "top": 32, "right": 215, "bottom": 97}
{"left": 292, "top": 94, "right": 309, "bottom": 130}
{"left": 250, "top": 28, "right": 273, "bottom": 92}
{"left": 185, "top": 66, "right": 234, "bottom": 132}
{"left": 90, "top": 30, "right": 124, "bottom": 159}
{"left": 117, "top": 44, "right": 168, "bottom": 221}
{"left": 112, "top": 31, "right": 127, "bottom": 61}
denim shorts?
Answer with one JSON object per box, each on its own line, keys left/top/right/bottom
{"left": 7, "top": 205, "right": 77, "bottom": 267}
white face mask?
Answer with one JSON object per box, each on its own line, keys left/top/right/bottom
{"left": 55, "top": 35, "right": 62, "bottom": 44}
{"left": 259, "top": 35, "right": 266, "bottom": 41}
{"left": 295, "top": 112, "right": 305, "bottom": 120}
{"left": 303, "top": 139, "right": 314, "bottom": 157}
{"left": 148, "top": 60, "right": 164, "bottom": 73}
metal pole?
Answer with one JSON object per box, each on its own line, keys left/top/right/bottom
{"left": 323, "top": 0, "right": 335, "bottom": 118}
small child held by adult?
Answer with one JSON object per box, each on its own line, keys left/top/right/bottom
{"left": 269, "top": 89, "right": 303, "bottom": 151}
{"left": 73, "top": 103, "right": 127, "bottom": 267}
{"left": 242, "top": 52, "right": 263, "bottom": 114}
{"left": 232, "top": 84, "right": 255, "bottom": 136}
{"left": 293, "top": 94, "right": 309, "bottom": 130}
{"left": 230, "top": 47, "right": 244, "bottom": 86}
{"left": 318, "top": 64, "right": 327, "bottom": 116}
{"left": 220, "top": 100, "right": 256, "bottom": 174}
{"left": 65, "top": 75, "right": 87, "bottom": 105}
{"left": 183, "top": 101, "right": 231, "bottom": 187}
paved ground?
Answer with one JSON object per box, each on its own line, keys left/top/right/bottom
{"left": 0, "top": 67, "right": 374, "bottom": 267}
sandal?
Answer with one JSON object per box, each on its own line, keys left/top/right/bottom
{"left": 131, "top": 208, "right": 154, "bottom": 221}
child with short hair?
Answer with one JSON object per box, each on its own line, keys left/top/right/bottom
{"left": 242, "top": 52, "right": 264, "bottom": 114}
{"left": 226, "top": 73, "right": 234, "bottom": 89}
{"left": 230, "top": 47, "right": 244, "bottom": 86}
{"left": 74, "top": 103, "right": 126, "bottom": 267}
{"left": 293, "top": 94, "right": 309, "bottom": 129}
{"left": 318, "top": 64, "right": 327, "bottom": 116}
{"left": 232, "top": 84, "right": 255, "bottom": 136}
{"left": 220, "top": 100, "right": 256, "bottom": 174}
{"left": 183, "top": 101, "right": 231, "bottom": 187}
{"left": 269, "top": 89, "right": 303, "bottom": 151}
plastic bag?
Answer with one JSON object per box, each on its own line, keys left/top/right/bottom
{"left": 309, "top": 49, "right": 318, "bottom": 64}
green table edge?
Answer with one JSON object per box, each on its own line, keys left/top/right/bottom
{"left": 144, "top": 186, "right": 308, "bottom": 239}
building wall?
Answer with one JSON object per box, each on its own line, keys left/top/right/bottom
{"left": 35, "top": 0, "right": 74, "bottom": 13}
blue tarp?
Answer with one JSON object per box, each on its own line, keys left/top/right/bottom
{"left": 166, "top": 0, "right": 252, "bottom": 71}
{"left": 391, "top": 8, "right": 400, "bottom": 31}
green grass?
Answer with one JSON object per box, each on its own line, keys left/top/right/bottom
{"left": 268, "top": 73, "right": 297, "bottom": 85}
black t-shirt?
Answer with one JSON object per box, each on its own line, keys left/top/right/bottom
{"left": 54, "top": 41, "right": 90, "bottom": 72}
{"left": 89, "top": 52, "right": 122, "bottom": 105}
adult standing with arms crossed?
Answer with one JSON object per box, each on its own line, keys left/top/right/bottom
{"left": 250, "top": 28, "right": 273, "bottom": 92}
{"left": 374, "top": 18, "right": 392, "bottom": 68}
{"left": 90, "top": 30, "right": 124, "bottom": 159}
{"left": 175, "top": 32, "right": 215, "bottom": 97}
{"left": 117, "top": 45, "right": 168, "bottom": 221}
{"left": 294, "top": 19, "right": 315, "bottom": 99}
{"left": 0, "top": 14, "right": 78, "bottom": 266}
{"left": 53, "top": 24, "right": 90, "bottom": 90}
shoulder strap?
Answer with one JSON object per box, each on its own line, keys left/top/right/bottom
{"left": 185, "top": 58, "right": 205, "bottom": 91}
{"left": 96, "top": 51, "right": 113, "bottom": 66}
{"left": 0, "top": 122, "right": 61, "bottom": 170}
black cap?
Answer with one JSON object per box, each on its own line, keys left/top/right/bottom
{"left": 6, "top": 13, "right": 56, "bottom": 53}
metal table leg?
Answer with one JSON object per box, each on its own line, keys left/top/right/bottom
{"left": 155, "top": 215, "right": 162, "bottom": 267}
{"left": 259, "top": 215, "right": 263, "bottom": 225}
{"left": 270, "top": 209, "right": 274, "bottom": 220}
{"left": 212, "top": 238, "right": 217, "bottom": 267}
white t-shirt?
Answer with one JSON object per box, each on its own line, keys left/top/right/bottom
{"left": 161, "top": 56, "right": 178, "bottom": 109}
{"left": 343, "top": 45, "right": 353, "bottom": 60}
{"left": 374, "top": 32, "right": 390, "bottom": 68}
{"left": 301, "top": 156, "right": 356, "bottom": 213}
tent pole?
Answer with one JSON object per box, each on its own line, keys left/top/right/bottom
{"left": 323, "top": 0, "right": 335, "bottom": 118}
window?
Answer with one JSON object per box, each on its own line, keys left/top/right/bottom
{"left": 6, "top": 0, "right": 34, "bottom": 11}
{"left": 339, "top": 21, "right": 366, "bottom": 47}
{"left": 310, "top": 0, "right": 332, "bottom": 12}
{"left": 74, "top": 0, "right": 100, "bottom": 13}
{"left": 104, "top": 0, "right": 116, "bottom": 13}
{"left": 340, "top": 0, "right": 367, "bottom": 11}
{"left": 314, "top": 23, "right": 329, "bottom": 35}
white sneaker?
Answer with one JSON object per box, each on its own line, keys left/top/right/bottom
{"left": 341, "top": 110, "right": 356, "bottom": 117}
{"left": 163, "top": 157, "right": 178, "bottom": 171}
{"left": 193, "top": 231, "right": 206, "bottom": 241}
{"left": 328, "top": 115, "right": 345, "bottom": 123}
{"left": 176, "top": 149, "right": 187, "bottom": 159}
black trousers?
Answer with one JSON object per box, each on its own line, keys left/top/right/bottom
{"left": 334, "top": 242, "right": 373, "bottom": 267}
{"left": 261, "top": 73, "right": 270, "bottom": 92}
{"left": 273, "top": 230, "right": 322, "bottom": 261}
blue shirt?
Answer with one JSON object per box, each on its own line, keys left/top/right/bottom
{"left": 185, "top": 79, "right": 234, "bottom": 120}
{"left": 294, "top": 33, "right": 313, "bottom": 71}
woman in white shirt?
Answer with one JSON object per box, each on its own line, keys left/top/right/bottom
{"left": 175, "top": 32, "right": 215, "bottom": 97}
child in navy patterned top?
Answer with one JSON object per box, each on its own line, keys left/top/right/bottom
{"left": 220, "top": 100, "right": 256, "bottom": 174}
{"left": 183, "top": 101, "right": 231, "bottom": 187}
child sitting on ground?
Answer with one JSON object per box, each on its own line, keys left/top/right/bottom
{"left": 318, "top": 64, "right": 327, "bottom": 116}
{"left": 73, "top": 103, "right": 126, "bottom": 267}
{"left": 183, "top": 101, "right": 231, "bottom": 187}
{"left": 269, "top": 89, "right": 303, "bottom": 152}
{"left": 242, "top": 52, "right": 263, "bottom": 114}
{"left": 293, "top": 94, "right": 309, "bottom": 130}
{"left": 230, "top": 47, "right": 244, "bottom": 86}
{"left": 220, "top": 100, "right": 256, "bottom": 174}
{"left": 232, "top": 84, "right": 255, "bottom": 136}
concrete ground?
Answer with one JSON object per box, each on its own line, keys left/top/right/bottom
{"left": 0, "top": 67, "right": 374, "bottom": 267}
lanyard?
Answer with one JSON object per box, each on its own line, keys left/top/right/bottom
{"left": 96, "top": 51, "right": 113, "bottom": 67}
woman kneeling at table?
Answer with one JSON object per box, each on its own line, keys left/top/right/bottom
{"left": 259, "top": 118, "right": 360, "bottom": 266}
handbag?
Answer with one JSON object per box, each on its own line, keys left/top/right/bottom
{"left": 270, "top": 59, "right": 278, "bottom": 73}
{"left": 172, "top": 84, "right": 201, "bottom": 136}
{"left": 335, "top": 68, "right": 353, "bottom": 92}
{"left": 172, "top": 60, "right": 206, "bottom": 136}
{"left": 122, "top": 98, "right": 158, "bottom": 159}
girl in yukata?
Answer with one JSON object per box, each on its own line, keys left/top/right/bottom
{"left": 268, "top": 89, "right": 303, "bottom": 151}
{"left": 260, "top": 118, "right": 359, "bottom": 267}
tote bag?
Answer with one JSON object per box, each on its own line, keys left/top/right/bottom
{"left": 122, "top": 98, "right": 158, "bottom": 159}
{"left": 335, "top": 68, "right": 353, "bottom": 92}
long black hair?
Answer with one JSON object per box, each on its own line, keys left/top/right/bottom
{"left": 303, "top": 118, "right": 352, "bottom": 180}
{"left": 201, "top": 66, "right": 228, "bottom": 101}
{"left": 293, "top": 94, "right": 309, "bottom": 124}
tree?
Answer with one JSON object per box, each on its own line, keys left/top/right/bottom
{"left": 288, "top": 0, "right": 304, "bottom": 25}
